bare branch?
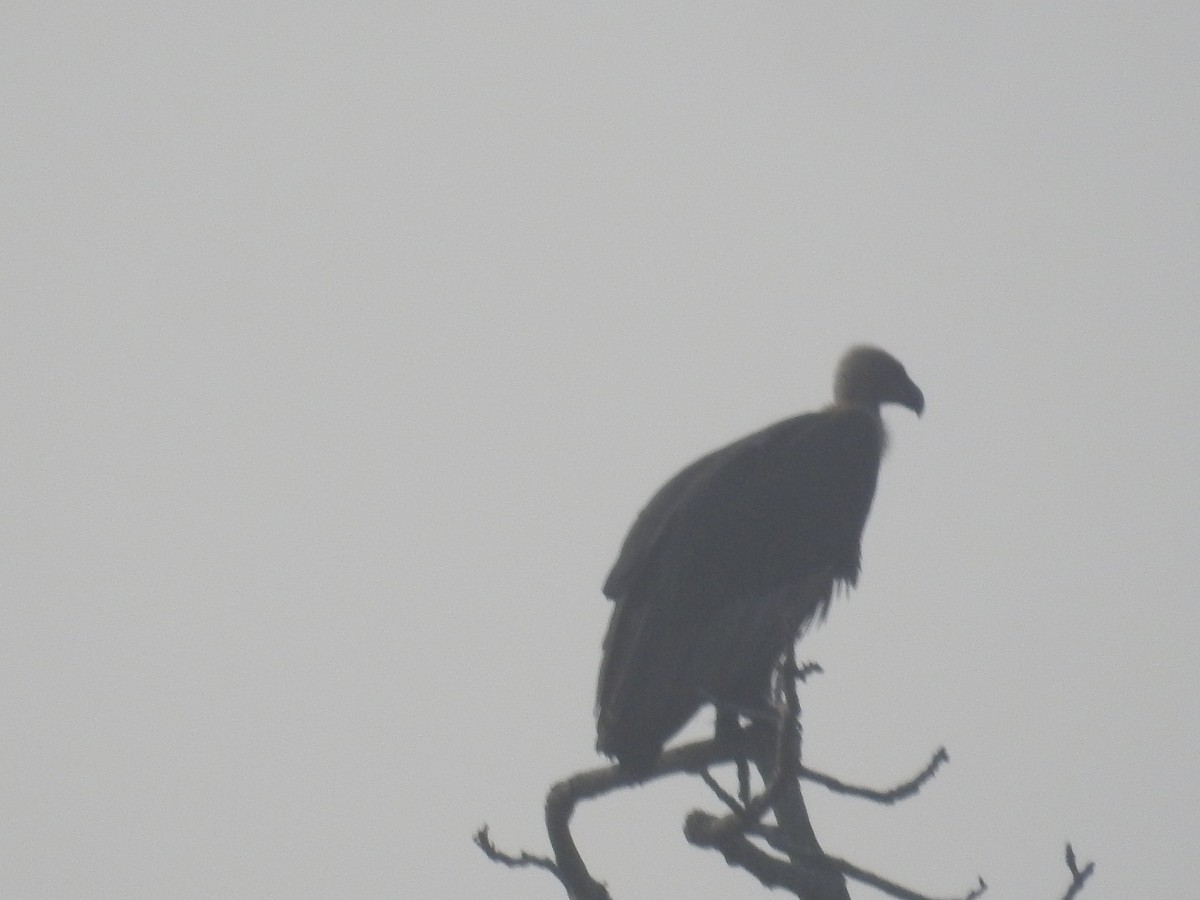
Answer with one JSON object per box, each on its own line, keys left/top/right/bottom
{"left": 684, "top": 809, "right": 845, "bottom": 900}
{"left": 741, "top": 645, "right": 851, "bottom": 900}
{"left": 785, "top": 660, "right": 825, "bottom": 682}
{"left": 476, "top": 730, "right": 779, "bottom": 899}
{"left": 1061, "top": 844, "right": 1095, "bottom": 900}
{"left": 738, "top": 754, "right": 753, "bottom": 806}
{"left": 473, "top": 825, "right": 562, "bottom": 879}
{"left": 478, "top": 649, "right": 1091, "bottom": 900}
{"left": 687, "top": 810, "right": 987, "bottom": 900}
{"left": 544, "top": 777, "right": 615, "bottom": 900}
{"left": 799, "top": 747, "right": 950, "bottom": 804}
{"left": 698, "top": 678, "right": 801, "bottom": 829}
{"left": 534, "top": 735, "right": 772, "bottom": 900}
{"left": 701, "top": 767, "right": 747, "bottom": 816}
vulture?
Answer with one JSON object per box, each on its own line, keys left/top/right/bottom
{"left": 595, "top": 346, "right": 923, "bottom": 774}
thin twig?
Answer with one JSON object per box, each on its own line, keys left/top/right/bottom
{"left": 785, "top": 660, "right": 825, "bottom": 682}
{"left": 473, "top": 825, "right": 561, "bottom": 877}
{"left": 701, "top": 767, "right": 747, "bottom": 817}
{"left": 799, "top": 747, "right": 949, "bottom": 804}
{"left": 1061, "top": 844, "right": 1095, "bottom": 900}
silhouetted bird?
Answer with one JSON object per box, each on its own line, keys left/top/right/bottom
{"left": 596, "top": 346, "right": 923, "bottom": 773}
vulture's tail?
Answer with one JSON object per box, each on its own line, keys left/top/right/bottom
{"left": 595, "top": 598, "right": 699, "bottom": 775}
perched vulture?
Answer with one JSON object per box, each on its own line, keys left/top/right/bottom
{"left": 595, "top": 346, "right": 923, "bottom": 773}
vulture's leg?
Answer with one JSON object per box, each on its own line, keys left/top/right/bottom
{"left": 714, "top": 705, "right": 779, "bottom": 804}
{"left": 713, "top": 706, "right": 753, "bottom": 805}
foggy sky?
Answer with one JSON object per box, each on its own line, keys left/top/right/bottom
{"left": 3, "top": 4, "right": 1197, "bottom": 899}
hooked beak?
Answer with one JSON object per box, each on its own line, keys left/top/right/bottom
{"left": 900, "top": 377, "right": 924, "bottom": 417}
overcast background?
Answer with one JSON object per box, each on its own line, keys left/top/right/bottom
{"left": 3, "top": 4, "right": 1198, "bottom": 899}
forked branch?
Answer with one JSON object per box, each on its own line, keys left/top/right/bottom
{"left": 476, "top": 654, "right": 1093, "bottom": 900}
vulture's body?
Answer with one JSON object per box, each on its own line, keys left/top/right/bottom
{"left": 596, "top": 346, "right": 922, "bottom": 773}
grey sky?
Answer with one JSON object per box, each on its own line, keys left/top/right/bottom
{"left": 3, "top": 4, "right": 1197, "bottom": 899}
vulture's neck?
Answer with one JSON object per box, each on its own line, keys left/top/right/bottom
{"left": 829, "top": 398, "right": 888, "bottom": 454}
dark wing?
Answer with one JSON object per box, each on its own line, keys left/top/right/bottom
{"left": 596, "top": 408, "right": 884, "bottom": 770}
{"left": 603, "top": 436, "right": 746, "bottom": 601}
{"left": 604, "top": 408, "right": 883, "bottom": 607}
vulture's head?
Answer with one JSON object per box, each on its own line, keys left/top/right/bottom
{"left": 834, "top": 346, "right": 924, "bottom": 416}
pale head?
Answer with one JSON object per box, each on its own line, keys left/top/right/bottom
{"left": 833, "top": 345, "right": 924, "bottom": 416}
